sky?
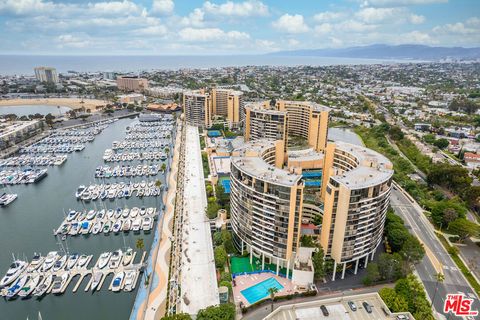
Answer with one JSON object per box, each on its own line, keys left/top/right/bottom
{"left": 0, "top": 0, "right": 479, "bottom": 55}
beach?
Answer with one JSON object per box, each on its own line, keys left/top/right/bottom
{"left": 0, "top": 98, "right": 109, "bottom": 111}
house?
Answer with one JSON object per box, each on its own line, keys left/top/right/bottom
{"left": 464, "top": 152, "right": 480, "bottom": 170}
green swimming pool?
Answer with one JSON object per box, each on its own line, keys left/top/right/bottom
{"left": 240, "top": 277, "right": 284, "bottom": 304}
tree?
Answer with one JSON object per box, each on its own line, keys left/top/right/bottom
{"left": 196, "top": 303, "right": 235, "bottom": 320}
{"left": 379, "top": 287, "right": 409, "bottom": 313}
{"left": 136, "top": 238, "right": 148, "bottom": 284}
{"left": 400, "top": 235, "right": 424, "bottom": 266}
{"left": 213, "top": 231, "right": 223, "bottom": 246}
{"left": 216, "top": 184, "right": 229, "bottom": 207}
{"left": 433, "top": 138, "right": 449, "bottom": 149}
{"left": 268, "top": 287, "right": 279, "bottom": 312}
{"left": 386, "top": 224, "right": 410, "bottom": 252}
{"left": 45, "top": 113, "right": 55, "bottom": 126}
{"left": 161, "top": 163, "right": 167, "bottom": 172}
{"left": 448, "top": 218, "right": 480, "bottom": 241}
{"left": 378, "top": 253, "right": 404, "bottom": 281}
{"left": 300, "top": 235, "right": 315, "bottom": 247}
{"left": 214, "top": 245, "right": 227, "bottom": 268}
{"left": 206, "top": 200, "right": 221, "bottom": 219}
{"left": 443, "top": 208, "right": 458, "bottom": 225}
{"left": 389, "top": 126, "right": 404, "bottom": 141}
{"left": 161, "top": 314, "right": 192, "bottom": 320}
{"left": 363, "top": 263, "right": 380, "bottom": 285}
{"left": 312, "top": 246, "right": 326, "bottom": 280}
{"left": 221, "top": 230, "right": 235, "bottom": 254}
{"left": 430, "top": 272, "right": 445, "bottom": 308}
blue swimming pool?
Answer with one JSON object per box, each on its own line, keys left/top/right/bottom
{"left": 207, "top": 130, "right": 222, "bottom": 137}
{"left": 240, "top": 277, "right": 284, "bottom": 304}
{"left": 221, "top": 179, "right": 231, "bottom": 193}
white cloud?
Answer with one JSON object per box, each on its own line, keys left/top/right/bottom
{"left": 178, "top": 27, "right": 250, "bottom": 42}
{"left": 336, "top": 20, "right": 377, "bottom": 32}
{"left": 409, "top": 14, "right": 425, "bottom": 24}
{"left": 151, "top": 0, "right": 174, "bottom": 15}
{"left": 314, "top": 23, "right": 333, "bottom": 35}
{"left": 135, "top": 25, "right": 168, "bottom": 36}
{"left": 356, "top": 7, "right": 425, "bottom": 25}
{"left": 0, "top": 0, "right": 56, "bottom": 15}
{"left": 288, "top": 39, "right": 300, "bottom": 47}
{"left": 203, "top": 0, "right": 268, "bottom": 17}
{"left": 56, "top": 34, "right": 91, "bottom": 48}
{"left": 433, "top": 22, "right": 479, "bottom": 35}
{"left": 180, "top": 8, "right": 205, "bottom": 27}
{"left": 272, "top": 14, "right": 309, "bottom": 34}
{"left": 395, "top": 30, "right": 435, "bottom": 44}
{"left": 361, "top": 0, "right": 447, "bottom": 7}
{"left": 88, "top": 1, "right": 141, "bottom": 16}
{"left": 313, "top": 11, "right": 344, "bottom": 22}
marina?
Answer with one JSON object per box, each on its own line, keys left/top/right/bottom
{"left": 0, "top": 168, "right": 48, "bottom": 184}
{"left": 103, "top": 150, "right": 167, "bottom": 162}
{"left": 95, "top": 164, "right": 163, "bottom": 179}
{"left": 75, "top": 181, "right": 163, "bottom": 201}
{"left": 54, "top": 207, "right": 157, "bottom": 237}
{"left": 0, "top": 249, "right": 146, "bottom": 299}
{"left": 0, "top": 112, "right": 175, "bottom": 320}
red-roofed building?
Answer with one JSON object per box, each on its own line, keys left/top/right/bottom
{"left": 464, "top": 152, "right": 480, "bottom": 169}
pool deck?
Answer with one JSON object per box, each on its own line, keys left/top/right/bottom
{"left": 233, "top": 273, "right": 295, "bottom": 307}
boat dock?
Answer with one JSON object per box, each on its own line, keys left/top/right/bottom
{"left": 1, "top": 250, "right": 146, "bottom": 299}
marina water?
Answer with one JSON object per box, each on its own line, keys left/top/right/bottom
{"left": 0, "top": 116, "right": 166, "bottom": 320}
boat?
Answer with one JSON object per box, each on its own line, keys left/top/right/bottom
{"left": 0, "top": 193, "right": 18, "bottom": 206}
{"left": 52, "top": 255, "right": 67, "bottom": 272}
{"left": 132, "top": 218, "right": 141, "bottom": 232}
{"left": 40, "top": 252, "right": 59, "bottom": 272}
{"left": 108, "top": 250, "right": 123, "bottom": 269}
{"left": 112, "top": 219, "right": 123, "bottom": 233}
{"left": 51, "top": 273, "right": 69, "bottom": 295}
{"left": 18, "top": 274, "right": 41, "bottom": 298}
{"left": 66, "top": 253, "right": 79, "bottom": 270}
{"left": 122, "top": 219, "right": 132, "bottom": 232}
{"left": 90, "top": 272, "right": 103, "bottom": 291}
{"left": 69, "top": 222, "right": 80, "bottom": 236}
{"left": 103, "top": 220, "right": 112, "bottom": 234}
{"left": 86, "top": 210, "right": 97, "bottom": 220}
{"left": 97, "top": 252, "right": 111, "bottom": 269}
{"left": 140, "top": 207, "right": 147, "bottom": 216}
{"left": 33, "top": 274, "right": 53, "bottom": 297}
{"left": 75, "top": 185, "right": 86, "bottom": 199}
{"left": 130, "top": 207, "right": 139, "bottom": 218}
{"left": 121, "top": 208, "right": 130, "bottom": 218}
{"left": 26, "top": 254, "right": 44, "bottom": 273}
{"left": 77, "top": 254, "right": 89, "bottom": 268}
{"left": 123, "top": 270, "right": 137, "bottom": 292}
{"left": 92, "top": 221, "right": 103, "bottom": 234}
{"left": 122, "top": 248, "right": 134, "bottom": 266}
{"left": 142, "top": 217, "right": 153, "bottom": 231}
{"left": 5, "top": 275, "right": 29, "bottom": 299}
{"left": 80, "top": 221, "right": 91, "bottom": 235}
{"left": 66, "top": 210, "right": 78, "bottom": 222}
{"left": 146, "top": 207, "right": 155, "bottom": 215}
{"left": 97, "top": 209, "right": 106, "bottom": 219}
{"left": 0, "top": 260, "right": 27, "bottom": 287}
{"left": 111, "top": 271, "right": 124, "bottom": 292}
{"left": 106, "top": 209, "right": 115, "bottom": 219}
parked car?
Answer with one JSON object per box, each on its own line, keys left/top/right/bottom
{"left": 320, "top": 304, "right": 329, "bottom": 316}
{"left": 363, "top": 301, "right": 372, "bottom": 313}
{"left": 347, "top": 301, "right": 357, "bottom": 311}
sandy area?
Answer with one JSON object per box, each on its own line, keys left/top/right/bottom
{"left": 0, "top": 98, "right": 109, "bottom": 111}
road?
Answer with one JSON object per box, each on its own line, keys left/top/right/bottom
{"left": 390, "top": 187, "right": 479, "bottom": 319}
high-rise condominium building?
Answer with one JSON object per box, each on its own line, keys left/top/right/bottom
{"left": 183, "top": 90, "right": 211, "bottom": 127}
{"left": 244, "top": 100, "right": 330, "bottom": 152}
{"left": 116, "top": 76, "right": 149, "bottom": 92}
{"left": 182, "top": 88, "right": 243, "bottom": 128}
{"left": 34, "top": 67, "right": 58, "bottom": 83}
{"left": 229, "top": 100, "right": 393, "bottom": 280}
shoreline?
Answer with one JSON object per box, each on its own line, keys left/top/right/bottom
{"left": 0, "top": 98, "right": 109, "bottom": 111}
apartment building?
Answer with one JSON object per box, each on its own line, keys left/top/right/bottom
{"left": 34, "top": 67, "right": 58, "bottom": 83}
{"left": 116, "top": 76, "right": 149, "bottom": 92}
{"left": 183, "top": 90, "right": 211, "bottom": 127}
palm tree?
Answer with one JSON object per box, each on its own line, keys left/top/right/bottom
{"left": 136, "top": 238, "right": 148, "bottom": 285}
{"left": 155, "top": 179, "right": 162, "bottom": 188}
{"left": 268, "top": 287, "right": 279, "bottom": 312}
{"left": 161, "top": 163, "right": 167, "bottom": 173}
{"left": 431, "top": 272, "right": 445, "bottom": 307}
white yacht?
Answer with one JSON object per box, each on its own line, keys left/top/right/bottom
{"left": 111, "top": 271, "right": 124, "bottom": 292}
{"left": 76, "top": 254, "right": 89, "bottom": 268}
{"left": 90, "top": 272, "right": 103, "bottom": 291}
{"left": 5, "top": 275, "right": 29, "bottom": 299}
{"left": 103, "top": 149, "right": 114, "bottom": 161}
{"left": 122, "top": 248, "right": 134, "bottom": 266}
{"left": 17, "top": 274, "right": 41, "bottom": 298}
{"left": 123, "top": 270, "right": 137, "bottom": 292}
{"left": 75, "top": 185, "right": 86, "bottom": 199}
{"left": 33, "top": 274, "right": 53, "bottom": 297}
{"left": 0, "top": 193, "right": 17, "bottom": 206}
{"left": 51, "top": 273, "right": 69, "bottom": 295}
{"left": 108, "top": 250, "right": 123, "bottom": 269}
{"left": 0, "top": 261, "right": 27, "bottom": 287}
{"left": 40, "top": 252, "right": 59, "bottom": 272}
{"left": 132, "top": 218, "right": 141, "bottom": 232}
{"left": 52, "top": 255, "right": 67, "bottom": 272}
{"left": 142, "top": 217, "right": 153, "bottom": 231}
{"left": 66, "top": 253, "right": 79, "bottom": 270}
{"left": 97, "top": 252, "right": 111, "bottom": 269}
{"left": 26, "top": 254, "right": 44, "bottom": 273}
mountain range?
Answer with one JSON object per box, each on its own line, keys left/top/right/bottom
{"left": 268, "top": 44, "right": 480, "bottom": 60}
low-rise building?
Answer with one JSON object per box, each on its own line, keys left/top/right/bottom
{"left": 0, "top": 120, "right": 42, "bottom": 150}
{"left": 464, "top": 152, "right": 480, "bottom": 169}
{"left": 116, "top": 76, "right": 148, "bottom": 92}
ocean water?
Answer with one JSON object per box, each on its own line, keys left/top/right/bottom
{"left": 0, "top": 105, "right": 71, "bottom": 116}
{"left": 0, "top": 55, "right": 410, "bottom": 75}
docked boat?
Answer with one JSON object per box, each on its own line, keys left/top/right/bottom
{"left": 122, "top": 219, "right": 132, "bottom": 232}
{"left": 97, "top": 252, "right": 111, "bottom": 269}
{"left": 18, "top": 274, "right": 41, "bottom": 298}
{"left": 40, "top": 252, "right": 59, "bottom": 272}
{"left": 77, "top": 254, "right": 89, "bottom": 268}
{"left": 0, "top": 193, "right": 18, "bottom": 206}
{"left": 33, "top": 274, "right": 53, "bottom": 297}
{"left": 5, "top": 275, "right": 29, "bottom": 300}
{"left": 66, "top": 253, "right": 79, "bottom": 270}
{"left": 52, "top": 255, "right": 67, "bottom": 272}
{"left": 80, "top": 221, "right": 91, "bottom": 235}
{"left": 66, "top": 210, "right": 78, "bottom": 222}
{"left": 0, "top": 260, "right": 27, "bottom": 287}
{"left": 86, "top": 210, "right": 97, "bottom": 220}
{"left": 108, "top": 250, "right": 123, "bottom": 269}
{"left": 140, "top": 207, "right": 147, "bottom": 216}
{"left": 75, "top": 185, "right": 86, "bottom": 199}
{"left": 122, "top": 248, "right": 134, "bottom": 266}
{"left": 69, "top": 222, "right": 80, "bottom": 236}
{"left": 103, "top": 220, "right": 112, "bottom": 234}
{"left": 106, "top": 209, "right": 115, "bottom": 219}
{"left": 146, "top": 207, "right": 155, "bottom": 215}
{"left": 92, "top": 221, "right": 103, "bottom": 234}
{"left": 26, "top": 254, "right": 44, "bottom": 273}
{"left": 111, "top": 271, "right": 124, "bottom": 292}
{"left": 121, "top": 208, "right": 130, "bottom": 218}
{"left": 51, "top": 273, "right": 69, "bottom": 295}
{"left": 130, "top": 207, "right": 139, "bottom": 218}
{"left": 112, "top": 219, "right": 123, "bottom": 233}
{"left": 123, "top": 270, "right": 137, "bottom": 292}
{"left": 132, "top": 218, "right": 141, "bottom": 232}
{"left": 90, "top": 272, "right": 103, "bottom": 291}
{"left": 142, "top": 217, "right": 153, "bottom": 231}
